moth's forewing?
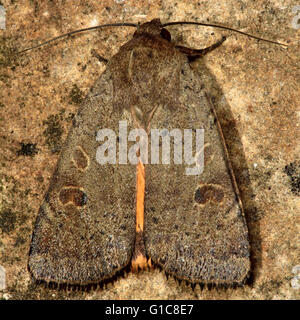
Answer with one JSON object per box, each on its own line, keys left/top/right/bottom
{"left": 145, "top": 62, "right": 250, "bottom": 285}
{"left": 28, "top": 70, "right": 136, "bottom": 285}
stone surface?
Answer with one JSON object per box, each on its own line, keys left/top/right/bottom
{"left": 0, "top": 265, "right": 6, "bottom": 290}
{"left": 0, "top": 0, "right": 299, "bottom": 299}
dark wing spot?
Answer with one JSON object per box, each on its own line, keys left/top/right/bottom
{"left": 195, "top": 188, "right": 205, "bottom": 203}
{"left": 72, "top": 146, "right": 89, "bottom": 170}
{"left": 59, "top": 187, "right": 87, "bottom": 207}
{"left": 194, "top": 185, "right": 224, "bottom": 205}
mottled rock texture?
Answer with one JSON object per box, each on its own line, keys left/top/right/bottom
{"left": 0, "top": 0, "right": 299, "bottom": 299}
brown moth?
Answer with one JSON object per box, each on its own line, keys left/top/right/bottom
{"left": 28, "top": 19, "right": 251, "bottom": 287}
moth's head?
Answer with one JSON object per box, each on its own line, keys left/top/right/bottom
{"left": 134, "top": 19, "right": 171, "bottom": 42}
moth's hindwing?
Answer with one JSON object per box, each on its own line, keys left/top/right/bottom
{"left": 145, "top": 62, "right": 250, "bottom": 285}
{"left": 28, "top": 69, "right": 136, "bottom": 285}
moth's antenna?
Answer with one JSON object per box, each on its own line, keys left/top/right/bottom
{"left": 18, "top": 23, "right": 138, "bottom": 54}
{"left": 162, "top": 21, "right": 288, "bottom": 47}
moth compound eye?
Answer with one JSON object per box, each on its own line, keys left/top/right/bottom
{"left": 160, "top": 28, "right": 171, "bottom": 42}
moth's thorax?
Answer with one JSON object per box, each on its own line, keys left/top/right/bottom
{"left": 109, "top": 29, "right": 184, "bottom": 129}
{"left": 133, "top": 18, "right": 163, "bottom": 37}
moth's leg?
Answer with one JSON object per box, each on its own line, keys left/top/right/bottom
{"left": 91, "top": 49, "right": 108, "bottom": 64}
{"left": 176, "top": 36, "right": 226, "bottom": 62}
